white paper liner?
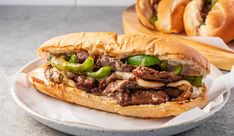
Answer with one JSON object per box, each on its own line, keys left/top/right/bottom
{"left": 10, "top": 63, "right": 234, "bottom": 130}
{"left": 185, "top": 36, "right": 234, "bottom": 52}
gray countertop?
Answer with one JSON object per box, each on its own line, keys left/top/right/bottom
{"left": 0, "top": 6, "right": 233, "bottom": 136}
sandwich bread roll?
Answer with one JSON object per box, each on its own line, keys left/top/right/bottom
{"left": 30, "top": 32, "right": 210, "bottom": 118}
{"left": 184, "top": 0, "right": 234, "bottom": 43}
{"left": 136, "top": 0, "right": 189, "bottom": 33}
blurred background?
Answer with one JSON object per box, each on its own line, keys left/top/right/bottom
{"left": 0, "top": 0, "right": 135, "bottom": 6}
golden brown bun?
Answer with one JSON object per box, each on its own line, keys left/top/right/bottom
{"left": 184, "top": 0, "right": 234, "bottom": 43}
{"left": 135, "top": 0, "right": 155, "bottom": 29}
{"left": 38, "top": 32, "right": 210, "bottom": 76}
{"left": 183, "top": 0, "right": 203, "bottom": 36}
{"left": 155, "top": 0, "right": 189, "bottom": 33}
{"left": 136, "top": 0, "right": 189, "bottom": 33}
{"left": 29, "top": 67, "right": 208, "bottom": 118}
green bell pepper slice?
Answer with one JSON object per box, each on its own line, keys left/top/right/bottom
{"left": 206, "top": 0, "right": 217, "bottom": 6}
{"left": 193, "top": 76, "right": 203, "bottom": 87}
{"left": 87, "top": 66, "right": 112, "bottom": 79}
{"left": 205, "top": 0, "right": 212, "bottom": 4}
{"left": 149, "top": 15, "right": 158, "bottom": 25}
{"left": 160, "top": 60, "right": 168, "bottom": 71}
{"left": 49, "top": 56, "right": 94, "bottom": 74}
{"left": 185, "top": 76, "right": 203, "bottom": 87}
{"left": 69, "top": 54, "right": 78, "bottom": 63}
{"left": 60, "top": 54, "right": 69, "bottom": 61}
{"left": 127, "top": 55, "right": 161, "bottom": 66}
{"left": 174, "top": 64, "right": 183, "bottom": 75}
{"left": 185, "top": 76, "right": 195, "bottom": 83}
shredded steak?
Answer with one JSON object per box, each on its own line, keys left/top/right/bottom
{"left": 76, "top": 75, "right": 96, "bottom": 92}
{"left": 103, "top": 79, "right": 137, "bottom": 95}
{"left": 164, "top": 87, "right": 183, "bottom": 98}
{"left": 96, "top": 56, "right": 135, "bottom": 72}
{"left": 76, "top": 49, "right": 89, "bottom": 63}
{"left": 128, "top": 90, "right": 169, "bottom": 105}
{"left": 114, "top": 90, "right": 169, "bottom": 106}
{"left": 100, "top": 72, "right": 165, "bottom": 91}
{"left": 201, "top": 2, "right": 212, "bottom": 21}
{"left": 102, "top": 79, "right": 169, "bottom": 106}
{"left": 167, "top": 80, "right": 192, "bottom": 101}
{"left": 132, "top": 66, "right": 182, "bottom": 82}
{"left": 99, "top": 72, "right": 135, "bottom": 90}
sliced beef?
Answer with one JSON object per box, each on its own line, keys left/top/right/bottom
{"left": 151, "top": 0, "right": 160, "bottom": 15}
{"left": 76, "top": 75, "right": 96, "bottom": 92}
{"left": 99, "top": 72, "right": 135, "bottom": 90}
{"left": 201, "top": 2, "right": 212, "bottom": 22}
{"left": 96, "top": 56, "right": 135, "bottom": 72}
{"left": 102, "top": 79, "right": 169, "bottom": 106}
{"left": 90, "top": 87, "right": 100, "bottom": 94}
{"left": 100, "top": 72, "right": 165, "bottom": 91}
{"left": 114, "top": 90, "right": 169, "bottom": 106}
{"left": 99, "top": 73, "right": 120, "bottom": 90}
{"left": 114, "top": 90, "right": 130, "bottom": 106}
{"left": 164, "top": 87, "right": 182, "bottom": 98}
{"left": 76, "top": 49, "right": 89, "bottom": 63}
{"left": 151, "top": 0, "right": 160, "bottom": 5}
{"left": 128, "top": 90, "right": 169, "bottom": 105}
{"left": 167, "top": 80, "right": 192, "bottom": 101}
{"left": 132, "top": 66, "right": 182, "bottom": 83}
{"left": 121, "top": 64, "right": 136, "bottom": 72}
{"left": 103, "top": 79, "right": 137, "bottom": 95}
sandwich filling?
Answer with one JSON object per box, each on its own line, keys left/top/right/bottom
{"left": 44, "top": 50, "right": 205, "bottom": 106}
{"left": 140, "top": 0, "right": 160, "bottom": 25}
{"left": 201, "top": 0, "right": 216, "bottom": 24}
{"left": 148, "top": 0, "right": 160, "bottom": 25}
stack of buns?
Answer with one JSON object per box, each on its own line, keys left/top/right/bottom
{"left": 136, "top": 0, "right": 234, "bottom": 43}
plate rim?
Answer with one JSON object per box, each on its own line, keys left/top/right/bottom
{"left": 11, "top": 58, "right": 231, "bottom": 132}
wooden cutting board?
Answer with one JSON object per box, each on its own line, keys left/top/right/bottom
{"left": 122, "top": 5, "right": 234, "bottom": 71}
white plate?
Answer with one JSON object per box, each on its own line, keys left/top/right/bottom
{"left": 11, "top": 58, "right": 230, "bottom": 136}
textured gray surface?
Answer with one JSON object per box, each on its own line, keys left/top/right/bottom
{"left": 0, "top": 6, "right": 233, "bottom": 136}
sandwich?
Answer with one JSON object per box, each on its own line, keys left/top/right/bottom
{"left": 183, "top": 0, "right": 234, "bottom": 43}
{"left": 30, "top": 32, "right": 210, "bottom": 118}
{"left": 135, "top": 0, "right": 189, "bottom": 33}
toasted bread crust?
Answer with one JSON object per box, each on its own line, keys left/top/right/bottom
{"left": 156, "top": 0, "right": 189, "bottom": 33}
{"left": 38, "top": 32, "right": 210, "bottom": 76}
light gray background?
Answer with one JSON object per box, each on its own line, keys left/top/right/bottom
{"left": 0, "top": 0, "right": 135, "bottom": 6}
{"left": 0, "top": 6, "right": 233, "bottom": 136}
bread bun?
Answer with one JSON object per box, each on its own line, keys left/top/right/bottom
{"left": 136, "top": 0, "right": 189, "bottom": 33}
{"left": 155, "top": 0, "right": 189, "bottom": 33}
{"left": 29, "top": 67, "right": 208, "bottom": 118}
{"left": 184, "top": 0, "right": 234, "bottom": 43}
{"left": 135, "top": 0, "right": 155, "bottom": 29}
{"left": 39, "top": 32, "right": 210, "bottom": 76}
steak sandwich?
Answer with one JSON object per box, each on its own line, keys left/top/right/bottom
{"left": 30, "top": 32, "right": 210, "bottom": 118}
{"left": 136, "top": 0, "right": 189, "bottom": 33}
{"left": 183, "top": 0, "right": 234, "bottom": 43}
